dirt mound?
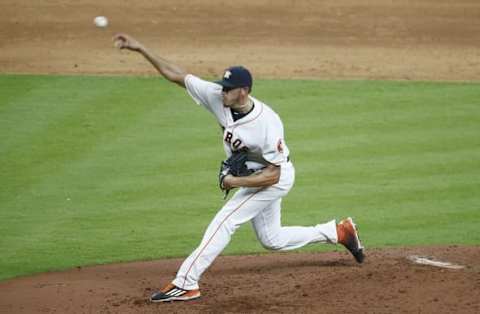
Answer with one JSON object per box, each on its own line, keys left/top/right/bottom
{"left": 1, "top": 246, "right": 479, "bottom": 313}
{"left": 1, "top": 0, "right": 479, "bottom": 80}
{"left": 1, "top": 1, "right": 479, "bottom": 313}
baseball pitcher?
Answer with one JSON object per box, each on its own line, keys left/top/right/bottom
{"left": 113, "top": 33, "right": 365, "bottom": 303}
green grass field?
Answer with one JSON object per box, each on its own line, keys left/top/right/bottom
{"left": 1, "top": 74, "right": 479, "bottom": 281}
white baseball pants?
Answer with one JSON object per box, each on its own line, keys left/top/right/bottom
{"left": 172, "top": 162, "right": 338, "bottom": 290}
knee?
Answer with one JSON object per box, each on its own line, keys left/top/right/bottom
{"left": 220, "top": 220, "right": 239, "bottom": 235}
{"left": 262, "top": 243, "right": 283, "bottom": 251}
{"left": 259, "top": 236, "right": 284, "bottom": 251}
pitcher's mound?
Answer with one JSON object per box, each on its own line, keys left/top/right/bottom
{"left": 1, "top": 246, "right": 479, "bottom": 313}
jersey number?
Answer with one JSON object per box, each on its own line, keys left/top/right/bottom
{"left": 224, "top": 131, "right": 242, "bottom": 150}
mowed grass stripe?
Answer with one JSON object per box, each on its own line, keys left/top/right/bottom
{"left": 299, "top": 146, "right": 479, "bottom": 173}
{"left": 0, "top": 75, "right": 225, "bottom": 278}
{"left": 0, "top": 74, "right": 479, "bottom": 280}
{"left": 284, "top": 101, "right": 478, "bottom": 130}
{"left": 1, "top": 77, "right": 159, "bottom": 197}
{"left": 295, "top": 128, "right": 478, "bottom": 157}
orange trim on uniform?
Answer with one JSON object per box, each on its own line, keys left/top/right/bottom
{"left": 181, "top": 189, "right": 263, "bottom": 289}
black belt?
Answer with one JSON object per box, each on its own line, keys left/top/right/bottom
{"left": 287, "top": 156, "right": 291, "bottom": 162}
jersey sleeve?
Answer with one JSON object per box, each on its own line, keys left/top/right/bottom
{"left": 184, "top": 74, "right": 227, "bottom": 125}
{"left": 262, "top": 116, "right": 289, "bottom": 165}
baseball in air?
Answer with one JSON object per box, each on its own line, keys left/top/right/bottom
{"left": 94, "top": 16, "right": 108, "bottom": 28}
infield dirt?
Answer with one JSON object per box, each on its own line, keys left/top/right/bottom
{"left": 1, "top": 246, "right": 479, "bottom": 313}
{"left": 1, "top": 0, "right": 479, "bottom": 80}
{"left": 1, "top": 0, "right": 479, "bottom": 313}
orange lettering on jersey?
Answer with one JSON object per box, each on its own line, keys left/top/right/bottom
{"left": 225, "top": 131, "right": 243, "bottom": 149}
{"left": 232, "top": 139, "right": 242, "bottom": 149}
{"left": 277, "top": 139, "right": 284, "bottom": 153}
{"left": 224, "top": 131, "right": 233, "bottom": 143}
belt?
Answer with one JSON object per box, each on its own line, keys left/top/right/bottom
{"left": 287, "top": 156, "right": 291, "bottom": 162}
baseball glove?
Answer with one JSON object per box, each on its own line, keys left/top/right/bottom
{"left": 219, "top": 148, "right": 255, "bottom": 198}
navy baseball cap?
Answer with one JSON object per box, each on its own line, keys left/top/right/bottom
{"left": 215, "top": 66, "right": 253, "bottom": 92}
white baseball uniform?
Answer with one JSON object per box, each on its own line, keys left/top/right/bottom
{"left": 171, "top": 74, "right": 338, "bottom": 290}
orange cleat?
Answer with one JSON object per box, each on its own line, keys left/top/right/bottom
{"left": 150, "top": 283, "right": 201, "bottom": 303}
{"left": 337, "top": 217, "right": 365, "bottom": 263}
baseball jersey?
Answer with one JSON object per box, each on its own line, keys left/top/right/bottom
{"left": 184, "top": 74, "right": 289, "bottom": 170}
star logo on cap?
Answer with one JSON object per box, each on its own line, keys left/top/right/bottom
{"left": 224, "top": 70, "right": 232, "bottom": 79}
